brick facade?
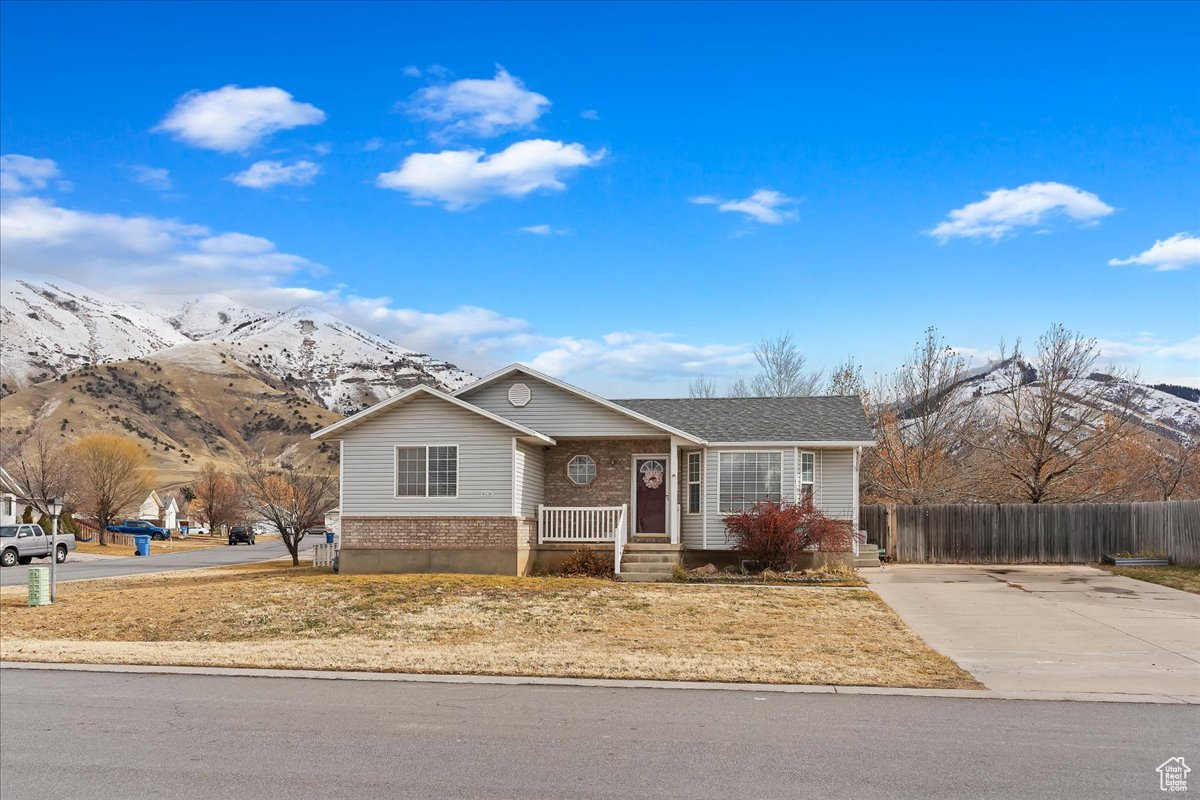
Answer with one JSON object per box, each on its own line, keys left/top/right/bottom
{"left": 543, "top": 438, "right": 670, "bottom": 508}
{"left": 342, "top": 516, "right": 534, "bottom": 550}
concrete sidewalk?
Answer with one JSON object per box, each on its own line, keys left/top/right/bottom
{"left": 865, "top": 564, "right": 1200, "bottom": 696}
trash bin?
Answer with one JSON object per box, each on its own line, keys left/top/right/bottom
{"left": 325, "top": 531, "right": 335, "bottom": 544}
{"left": 134, "top": 534, "right": 151, "bottom": 557}
{"left": 27, "top": 566, "right": 50, "bottom": 607}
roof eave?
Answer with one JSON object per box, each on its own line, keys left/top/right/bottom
{"left": 310, "top": 384, "right": 556, "bottom": 445}
{"left": 454, "top": 363, "right": 706, "bottom": 445}
{"left": 705, "top": 440, "right": 877, "bottom": 448}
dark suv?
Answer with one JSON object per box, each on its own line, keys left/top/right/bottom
{"left": 227, "top": 525, "right": 256, "bottom": 546}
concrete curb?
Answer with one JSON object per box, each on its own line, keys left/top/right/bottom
{"left": 2, "top": 661, "right": 1194, "bottom": 704}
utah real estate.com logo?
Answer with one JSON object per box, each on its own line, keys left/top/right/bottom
{"left": 1158, "top": 757, "right": 1190, "bottom": 793}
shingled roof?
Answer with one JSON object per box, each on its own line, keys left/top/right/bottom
{"left": 612, "top": 396, "right": 874, "bottom": 444}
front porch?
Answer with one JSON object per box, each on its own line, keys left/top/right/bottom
{"left": 535, "top": 436, "right": 691, "bottom": 580}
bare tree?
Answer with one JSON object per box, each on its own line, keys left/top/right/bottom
{"left": 727, "top": 377, "right": 751, "bottom": 398}
{"left": 974, "top": 324, "right": 1141, "bottom": 503}
{"left": 71, "top": 435, "right": 155, "bottom": 545}
{"left": 826, "top": 357, "right": 865, "bottom": 398}
{"left": 241, "top": 460, "right": 337, "bottom": 566}
{"left": 1144, "top": 435, "right": 1199, "bottom": 501}
{"left": 5, "top": 431, "right": 74, "bottom": 519}
{"left": 863, "top": 327, "right": 979, "bottom": 504}
{"left": 688, "top": 376, "right": 718, "bottom": 399}
{"left": 750, "top": 333, "right": 824, "bottom": 397}
{"left": 192, "top": 461, "right": 242, "bottom": 533}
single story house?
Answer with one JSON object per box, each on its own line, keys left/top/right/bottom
{"left": 311, "top": 364, "right": 874, "bottom": 580}
{"left": 0, "top": 466, "right": 28, "bottom": 526}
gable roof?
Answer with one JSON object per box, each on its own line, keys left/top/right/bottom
{"left": 613, "top": 396, "right": 875, "bottom": 445}
{"left": 454, "top": 363, "right": 705, "bottom": 444}
{"left": 0, "top": 466, "right": 26, "bottom": 497}
{"left": 310, "top": 383, "right": 556, "bottom": 445}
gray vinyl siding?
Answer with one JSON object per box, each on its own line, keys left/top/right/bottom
{"left": 817, "top": 449, "right": 855, "bottom": 520}
{"left": 339, "top": 394, "right": 515, "bottom": 516}
{"left": 681, "top": 450, "right": 704, "bottom": 548}
{"left": 514, "top": 441, "right": 546, "bottom": 518}
{"left": 701, "top": 446, "right": 795, "bottom": 550}
{"left": 698, "top": 446, "right": 854, "bottom": 549}
{"left": 463, "top": 375, "right": 665, "bottom": 438}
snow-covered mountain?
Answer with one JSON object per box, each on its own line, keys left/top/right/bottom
{"left": 912, "top": 357, "right": 1200, "bottom": 443}
{"left": 0, "top": 269, "right": 474, "bottom": 413}
{"left": 1, "top": 268, "right": 191, "bottom": 392}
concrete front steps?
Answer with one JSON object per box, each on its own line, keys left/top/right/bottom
{"left": 854, "top": 543, "right": 882, "bottom": 568}
{"left": 617, "top": 543, "right": 682, "bottom": 582}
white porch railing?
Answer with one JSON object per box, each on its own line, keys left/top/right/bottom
{"left": 312, "top": 542, "right": 336, "bottom": 567}
{"left": 538, "top": 504, "right": 627, "bottom": 544}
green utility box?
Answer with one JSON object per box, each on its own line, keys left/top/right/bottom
{"left": 27, "top": 566, "right": 50, "bottom": 607}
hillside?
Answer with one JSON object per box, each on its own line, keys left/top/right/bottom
{"left": 902, "top": 357, "right": 1200, "bottom": 443}
{"left": 0, "top": 344, "right": 342, "bottom": 487}
{"left": 1, "top": 269, "right": 474, "bottom": 414}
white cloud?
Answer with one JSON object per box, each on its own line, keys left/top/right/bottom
{"left": 376, "top": 139, "right": 604, "bottom": 210}
{"left": 128, "top": 165, "right": 172, "bottom": 191}
{"left": 690, "top": 188, "right": 800, "bottom": 225}
{"left": 1109, "top": 233, "right": 1200, "bottom": 272}
{"left": 929, "top": 182, "right": 1114, "bottom": 242}
{"left": 528, "top": 331, "right": 756, "bottom": 380}
{"left": 518, "top": 224, "right": 569, "bottom": 236}
{"left": 407, "top": 66, "right": 550, "bottom": 138}
{"left": 230, "top": 160, "right": 321, "bottom": 189}
{"left": 402, "top": 65, "right": 422, "bottom": 78}
{"left": 362, "top": 137, "right": 385, "bottom": 152}
{"left": 1154, "top": 336, "right": 1200, "bottom": 360}
{"left": 154, "top": 85, "right": 326, "bottom": 152}
{"left": 579, "top": 109, "right": 600, "bottom": 121}
{"left": 0, "top": 196, "right": 316, "bottom": 292}
{"left": 0, "top": 155, "right": 67, "bottom": 194}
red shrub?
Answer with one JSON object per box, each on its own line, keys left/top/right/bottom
{"left": 723, "top": 499, "right": 848, "bottom": 571}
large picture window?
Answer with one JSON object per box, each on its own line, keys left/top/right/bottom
{"left": 718, "top": 452, "right": 782, "bottom": 513}
{"left": 686, "top": 452, "right": 702, "bottom": 514}
{"left": 396, "top": 445, "right": 458, "bottom": 498}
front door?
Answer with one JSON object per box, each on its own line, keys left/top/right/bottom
{"left": 633, "top": 456, "right": 668, "bottom": 535}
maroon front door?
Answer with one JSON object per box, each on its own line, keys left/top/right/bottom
{"left": 634, "top": 457, "right": 667, "bottom": 535}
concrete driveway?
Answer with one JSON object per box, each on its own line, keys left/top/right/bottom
{"left": 866, "top": 565, "right": 1200, "bottom": 698}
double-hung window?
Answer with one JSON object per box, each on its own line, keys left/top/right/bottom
{"left": 718, "top": 452, "right": 782, "bottom": 513}
{"left": 686, "top": 452, "right": 702, "bottom": 514}
{"left": 799, "top": 451, "right": 815, "bottom": 504}
{"left": 396, "top": 445, "right": 458, "bottom": 498}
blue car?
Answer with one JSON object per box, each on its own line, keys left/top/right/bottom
{"left": 106, "top": 519, "right": 171, "bottom": 540}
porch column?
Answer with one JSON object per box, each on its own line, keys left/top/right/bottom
{"left": 668, "top": 436, "right": 683, "bottom": 545}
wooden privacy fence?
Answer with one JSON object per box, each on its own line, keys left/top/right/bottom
{"left": 858, "top": 500, "right": 1200, "bottom": 566}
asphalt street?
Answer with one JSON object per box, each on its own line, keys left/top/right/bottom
{"left": 0, "top": 535, "right": 319, "bottom": 586}
{"left": 1, "top": 668, "right": 1194, "bottom": 799}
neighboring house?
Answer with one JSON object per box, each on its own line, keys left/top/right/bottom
{"left": 138, "top": 490, "right": 179, "bottom": 530}
{"left": 312, "top": 364, "right": 874, "bottom": 579}
{"left": 0, "top": 466, "right": 28, "bottom": 526}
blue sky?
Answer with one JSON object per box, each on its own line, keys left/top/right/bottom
{"left": 1, "top": 0, "right": 1197, "bottom": 393}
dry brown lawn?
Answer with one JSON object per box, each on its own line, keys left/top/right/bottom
{"left": 0, "top": 563, "right": 978, "bottom": 689}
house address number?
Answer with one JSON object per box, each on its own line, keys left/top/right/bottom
{"left": 480, "top": 490, "right": 496, "bottom": 497}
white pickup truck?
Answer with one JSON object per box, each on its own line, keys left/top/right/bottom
{"left": 0, "top": 523, "right": 76, "bottom": 567}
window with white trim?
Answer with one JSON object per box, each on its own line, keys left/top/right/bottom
{"left": 800, "top": 451, "right": 815, "bottom": 504}
{"left": 567, "top": 454, "right": 596, "bottom": 486}
{"left": 686, "top": 452, "right": 702, "bottom": 514}
{"left": 396, "top": 445, "right": 458, "bottom": 498}
{"left": 718, "top": 452, "right": 782, "bottom": 513}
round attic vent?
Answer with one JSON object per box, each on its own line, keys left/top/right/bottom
{"left": 508, "top": 382, "right": 532, "bottom": 407}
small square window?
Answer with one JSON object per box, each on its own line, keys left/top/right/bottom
{"left": 567, "top": 454, "right": 596, "bottom": 486}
